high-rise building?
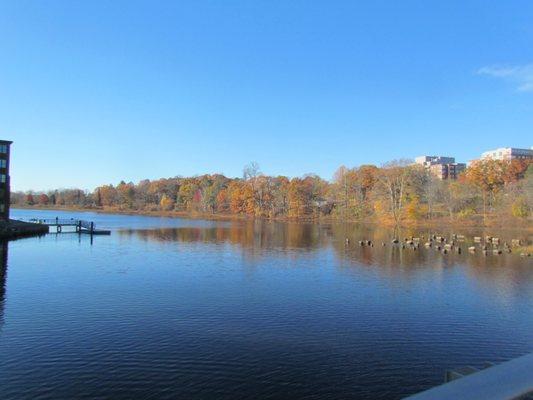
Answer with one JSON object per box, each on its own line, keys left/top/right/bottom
{"left": 0, "top": 140, "right": 13, "bottom": 220}
{"left": 415, "top": 155, "right": 466, "bottom": 180}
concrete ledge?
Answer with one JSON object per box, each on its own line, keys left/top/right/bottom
{"left": 404, "top": 353, "right": 533, "bottom": 400}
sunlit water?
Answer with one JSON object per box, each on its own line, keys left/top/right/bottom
{"left": 1, "top": 209, "right": 532, "bottom": 399}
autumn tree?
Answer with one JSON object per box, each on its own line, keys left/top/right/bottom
{"left": 117, "top": 181, "right": 135, "bottom": 209}
{"left": 160, "top": 194, "right": 174, "bottom": 211}
{"left": 464, "top": 160, "right": 507, "bottom": 222}
{"left": 177, "top": 178, "right": 199, "bottom": 211}
{"left": 94, "top": 188, "right": 102, "bottom": 207}
{"left": 504, "top": 159, "right": 532, "bottom": 183}
{"left": 25, "top": 193, "right": 35, "bottom": 205}
{"left": 332, "top": 165, "right": 377, "bottom": 219}
{"left": 38, "top": 193, "right": 50, "bottom": 205}
{"left": 525, "top": 164, "right": 533, "bottom": 207}
{"left": 288, "top": 178, "right": 314, "bottom": 218}
{"left": 216, "top": 188, "right": 229, "bottom": 212}
{"left": 97, "top": 185, "right": 119, "bottom": 207}
{"left": 201, "top": 175, "right": 227, "bottom": 213}
{"left": 507, "top": 163, "right": 532, "bottom": 219}
{"left": 271, "top": 176, "right": 290, "bottom": 216}
{"left": 357, "top": 165, "right": 378, "bottom": 201}
{"left": 228, "top": 181, "right": 245, "bottom": 214}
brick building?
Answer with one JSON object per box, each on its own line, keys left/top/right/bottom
{"left": 0, "top": 140, "right": 12, "bottom": 219}
{"left": 415, "top": 155, "right": 466, "bottom": 180}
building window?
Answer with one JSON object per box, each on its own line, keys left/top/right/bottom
{"left": 0, "top": 204, "right": 4, "bottom": 213}
{"left": 0, "top": 174, "right": 5, "bottom": 183}
{"left": 0, "top": 159, "right": 6, "bottom": 168}
{"left": 0, "top": 145, "right": 7, "bottom": 154}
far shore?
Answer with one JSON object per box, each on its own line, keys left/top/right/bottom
{"left": 11, "top": 205, "right": 533, "bottom": 232}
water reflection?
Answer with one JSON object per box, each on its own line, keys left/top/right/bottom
{"left": 119, "top": 221, "right": 329, "bottom": 252}
{"left": 117, "top": 221, "right": 531, "bottom": 272}
{"left": 0, "top": 241, "right": 7, "bottom": 330}
{"left": 117, "top": 222, "right": 533, "bottom": 306}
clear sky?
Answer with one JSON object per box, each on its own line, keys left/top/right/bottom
{"left": 1, "top": 1, "right": 532, "bottom": 191}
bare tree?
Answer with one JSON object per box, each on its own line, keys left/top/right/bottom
{"left": 243, "top": 162, "right": 262, "bottom": 213}
{"left": 243, "top": 161, "right": 261, "bottom": 181}
{"left": 377, "top": 159, "right": 413, "bottom": 225}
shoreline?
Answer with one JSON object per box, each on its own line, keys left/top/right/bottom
{"left": 11, "top": 205, "right": 533, "bottom": 232}
{"left": 0, "top": 219, "right": 49, "bottom": 240}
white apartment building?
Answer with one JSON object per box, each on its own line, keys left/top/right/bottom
{"left": 480, "top": 147, "right": 533, "bottom": 161}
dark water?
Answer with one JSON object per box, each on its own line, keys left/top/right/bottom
{"left": 1, "top": 209, "right": 532, "bottom": 400}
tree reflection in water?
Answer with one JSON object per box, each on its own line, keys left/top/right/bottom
{"left": 117, "top": 220, "right": 531, "bottom": 277}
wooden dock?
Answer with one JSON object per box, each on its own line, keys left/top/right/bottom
{"left": 29, "top": 218, "right": 111, "bottom": 235}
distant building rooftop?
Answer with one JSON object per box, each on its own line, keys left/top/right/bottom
{"left": 415, "top": 155, "right": 456, "bottom": 165}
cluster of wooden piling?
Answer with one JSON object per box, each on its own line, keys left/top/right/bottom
{"left": 467, "top": 236, "right": 527, "bottom": 256}
{"left": 422, "top": 234, "right": 464, "bottom": 255}
{"left": 344, "top": 234, "right": 530, "bottom": 257}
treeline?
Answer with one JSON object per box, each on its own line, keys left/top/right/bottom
{"left": 11, "top": 159, "right": 533, "bottom": 225}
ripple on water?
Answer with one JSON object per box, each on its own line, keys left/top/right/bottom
{"left": 1, "top": 212, "right": 532, "bottom": 399}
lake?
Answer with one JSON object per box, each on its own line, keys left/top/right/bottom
{"left": 1, "top": 209, "right": 532, "bottom": 399}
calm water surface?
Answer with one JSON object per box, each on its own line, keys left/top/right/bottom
{"left": 1, "top": 209, "right": 532, "bottom": 399}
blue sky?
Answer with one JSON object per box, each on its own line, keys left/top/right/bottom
{"left": 1, "top": 1, "right": 532, "bottom": 191}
